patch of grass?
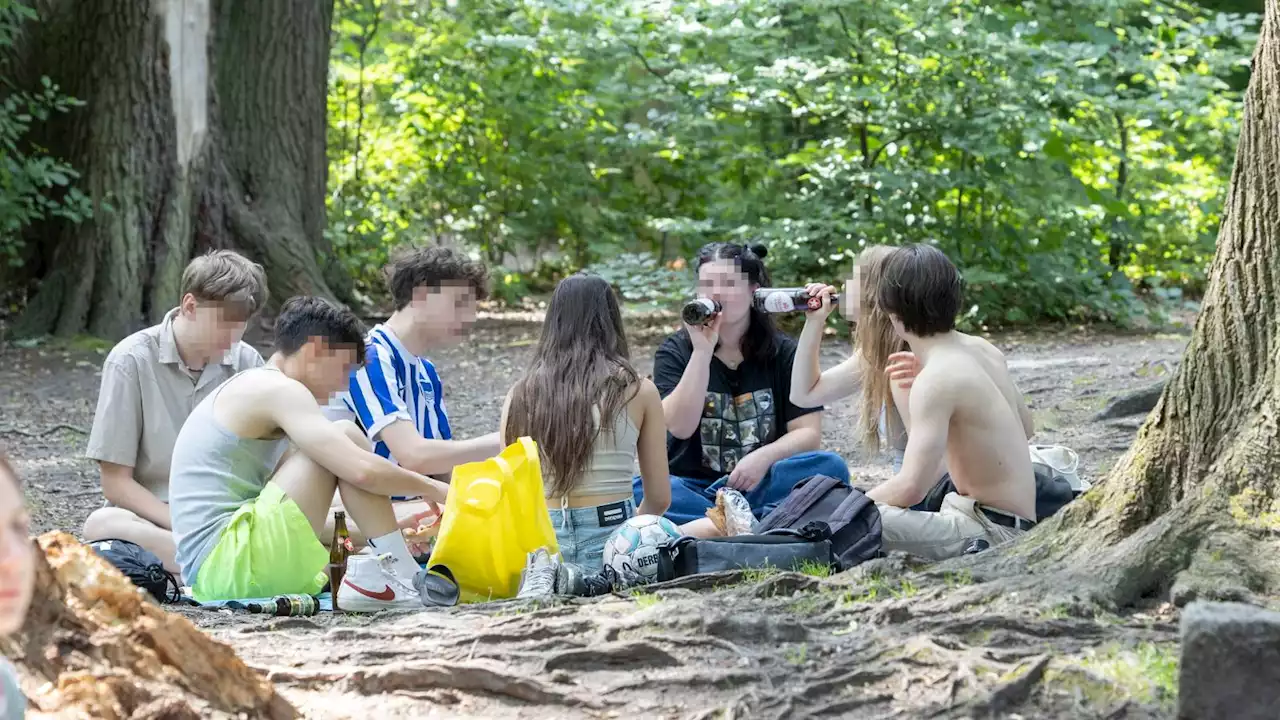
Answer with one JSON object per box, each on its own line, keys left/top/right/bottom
{"left": 797, "top": 559, "right": 832, "bottom": 578}
{"left": 740, "top": 566, "right": 779, "bottom": 584}
{"left": 842, "top": 574, "right": 919, "bottom": 604}
{"left": 785, "top": 643, "right": 809, "bottom": 666}
{"left": 943, "top": 569, "right": 974, "bottom": 588}
{"left": 1040, "top": 603, "right": 1071, "bottom": 620}
{"left": 1061, "top": 642, "right": 1179, "bottom": 709}
{"left": 631, "top": 590, "right": 660, "bottom": 609}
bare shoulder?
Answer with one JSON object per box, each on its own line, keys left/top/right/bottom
{"left": 962, "top": 333, "right": 1008, "bottom": 364}
{"left": 638, "top": 376, "right": 662, "bottom": 401}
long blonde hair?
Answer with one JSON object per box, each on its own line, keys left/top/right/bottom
{"left": 854, "top": 246, "right": 908, "bottom": 451}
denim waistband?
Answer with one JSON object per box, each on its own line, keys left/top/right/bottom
{"left": 549, "top": 498, "right": 635, "bottom": 531}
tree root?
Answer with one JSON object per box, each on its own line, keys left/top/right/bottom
{"left": 542, "top": 640, "right": 681, "bottom": 672}
{"left": 967, "top": 654, "right": 1051, "bottom": 716}
{"left": 603, "top": 669, "right": 765, "bottom": 694}
{"left": 270, "top": 661, "right": 600, "bottom": 708}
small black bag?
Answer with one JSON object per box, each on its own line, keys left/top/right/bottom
{"left": 87, "top": 538, "right": 181, "bottom": 604}
{"left": 757, "top": 478, "right": 883, "bottom": 571}
{"left": 658, "top": 522, "right": 834, "bottom": 578}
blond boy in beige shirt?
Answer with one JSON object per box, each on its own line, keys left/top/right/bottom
{"left": 82, "top": 250, "right": 269, "bottom": 578}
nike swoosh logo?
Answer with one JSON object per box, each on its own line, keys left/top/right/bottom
{"left": 345, "top": 580, "right": 396, "bottom": 601}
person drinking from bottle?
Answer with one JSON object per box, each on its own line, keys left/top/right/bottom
{"left": 633, "top": 242, "right": 850, "bottom": 526}
{"left": 791, "top": 245, "right": 924, "bottom": 476}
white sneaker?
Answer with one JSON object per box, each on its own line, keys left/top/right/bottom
{"left": 336, "top": 554, "right": 422, "bottom": 612}
{"left": 516, "top": 547, "right": 558, "bottom": 599}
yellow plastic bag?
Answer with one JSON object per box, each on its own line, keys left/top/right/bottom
{"left": 427, "top": 436, "right": 559, "bottom": 602}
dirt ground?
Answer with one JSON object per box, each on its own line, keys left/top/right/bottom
{"left": 0, "top": 315, "right": 1194, "bottom": 718}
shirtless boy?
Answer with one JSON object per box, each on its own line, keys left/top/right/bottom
{"left": 866, "top": 244, "right": 1037, "bottom": 560}
{"left": 169, "top": 296, "right": 446, "bottom": 611}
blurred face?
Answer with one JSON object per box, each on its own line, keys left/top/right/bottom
{"left": 180, "top": 294, "right": 249, "bottom": 360}
{"left": 300, "top": 340, "right": 361, "bottom": 403}
{"left": 0, "top": 468, "right": 33, "bottom": 636}
{"left": 697, "top": 259, "right": 755, "bottom": 324}
{"left": 407, "top": 283, "right": 477, "bottom": 345}
{"left": 842, "top": 266, "right": 862, "bottom": 323}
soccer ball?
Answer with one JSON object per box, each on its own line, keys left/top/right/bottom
{"left": 603, "top": 514, "right": 682, "bottom": 588}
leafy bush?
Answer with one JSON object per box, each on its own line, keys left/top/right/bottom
{"left": 587, "top": 253, "right": 693, "bottom": 307}
{"left": 0, "top": 2, "right": 91, "bottom": 268}
{"left": 325, "top": 0, "right": 1255, "bottom": 325}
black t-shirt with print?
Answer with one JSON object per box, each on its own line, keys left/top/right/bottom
{"left": 652, "top": 330, "right": 822, "bottom": 482}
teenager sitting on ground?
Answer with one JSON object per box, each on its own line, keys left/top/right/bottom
{"left": 863, "top": 245, "right": 1037, "bottom": 560}
{"left": 1, "top": 450, "right": 32, "bottom": 718}
{"left": 169, "top": 297, "right": 445, "bottom": 611}
{"left": 500, "top": 274, "right": 671, "bottom": 596}
{"left": 82, "top": 250, "right": 269, "bottom": 579}
{"left": 634, "top": 242, "right": 850, "bottom": 527}
{"left": 791, "top": 245, "right": 931, "bottom": 484}
{"left": 326, "top": 246, "right": 502, "bottom": 548}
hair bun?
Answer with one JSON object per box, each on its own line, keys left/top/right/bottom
{"left": 748, "top": 243, "right": 768, "bottom": 258}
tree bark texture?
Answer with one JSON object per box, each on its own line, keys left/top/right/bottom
{"left": 961, "top": 0, "right": 1280, "bottom": 612}
{"left": 12, "top": 0, "right": 348, "bottom": 341}
{"left": 0, "top": 532, "right": 297, "bottom": 719}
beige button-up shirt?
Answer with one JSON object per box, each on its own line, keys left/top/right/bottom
{"left": 84, "top": 308, "right": 264, "bottom": 502}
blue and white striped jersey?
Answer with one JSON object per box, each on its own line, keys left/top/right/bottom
{"left": 329, "top": 324, "right": 452, "bottom": 463}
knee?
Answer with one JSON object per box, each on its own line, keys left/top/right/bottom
{"left": 333, "top": 419, "right": 372, "bottom": 451}
{"left": 82, "top": 507, "right": 135, "bottom": 541}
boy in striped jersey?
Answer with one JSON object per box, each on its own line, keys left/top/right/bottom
{"left": 328, "top": 247, "right": 502, "bottom": 534}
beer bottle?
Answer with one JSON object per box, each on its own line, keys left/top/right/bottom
{"left": 753, "top": 287, "right": 839, "bottom": 314}
{"left": 327, "top": 510, "right": 351, "bottom": 610}
{"left": 681, "top": 298, "right": 721, "bottom": 326}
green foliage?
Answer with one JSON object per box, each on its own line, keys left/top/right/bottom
{"left": 0, "top": 1, "right": 91, "bottom": 267}
{"left": 327, "top": 0, "right": 1255, "bottom": 322}
{"left": 586, "top": 252, "right": 693, "bottom": 306}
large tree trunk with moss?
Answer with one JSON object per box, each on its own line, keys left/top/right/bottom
{"left": 11, "top": 0, "right": 351, "bottom": 341}
{"left": 955, "top": 0, "right": 1280, "bottom": 613}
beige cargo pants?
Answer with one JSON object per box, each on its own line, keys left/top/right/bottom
{"left": 875, "top": 493, "right": 1027, "bottom": 561}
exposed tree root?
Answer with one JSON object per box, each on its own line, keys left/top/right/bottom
{"left": 542, "top": 640, "right": 682, "bottom": 672}
{"left": 270, "top": 661, "right": 600, "bottom": 708}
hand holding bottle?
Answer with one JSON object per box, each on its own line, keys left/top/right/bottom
{"left": 803, "top": 283, "right": 839, "bottom": 322}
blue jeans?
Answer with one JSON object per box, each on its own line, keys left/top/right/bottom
{"left": 633, "top": 451, "right": 850, "bottom": 526}
{"left": 547, "top": 498, "right": 635, "bottom": 569}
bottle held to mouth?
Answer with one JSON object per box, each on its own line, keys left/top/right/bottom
{"left": 753, "top": 288, "right": 840, "bottom": 314}
{"left": 681, "top": 298, "right": 722, "bottom": 326}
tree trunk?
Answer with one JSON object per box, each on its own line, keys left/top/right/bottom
{"left": 958, "top": 0, "right": 1280, "bottom": 614}
{"left": 12, "top": 0, "right": 350, "bottom": 341}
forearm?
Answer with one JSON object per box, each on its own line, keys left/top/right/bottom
{"left": 402, "top": 433, "right": 501, "bottom": 476}
{"left": 102, "top": 477, "right": 172, "bottom": 529}
{"left": 662, "top": 349, "right": 713, "bottom": 438}
{"left": 362, "top": 461, "right": 450, "bottom": 504}
{"left": 791, "top": 319, "right": 827, "bottom": 405}
{"left": 867, "top": 476, "right": 927, "bottom": 508}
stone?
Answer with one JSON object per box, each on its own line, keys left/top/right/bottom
{"left": 1178, "top": 601, "right": 1280, "bottom": 719}
{"left": 1093, "top": 380, "right": 1167, "bottom": 420}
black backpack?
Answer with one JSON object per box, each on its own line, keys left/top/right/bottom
{"left": 87, "top": 538, "right": 181, "bottom": 604}
{"left": 756, "top": 475, "right": 883, "bottom": 571}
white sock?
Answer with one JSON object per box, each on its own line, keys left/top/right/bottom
{"left": 368, "top": 531, "right": 421, "bottom": 581}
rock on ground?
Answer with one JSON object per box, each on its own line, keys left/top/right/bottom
{"left": 1178, "top": 601, "right": 1280, "bottom": 720}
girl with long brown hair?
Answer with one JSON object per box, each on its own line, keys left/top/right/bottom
{"left": 501, "top": 273, "right": 671, "bottom": 578}
{"left": 791, "top": 245, "right": 921, "bottom": 469}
